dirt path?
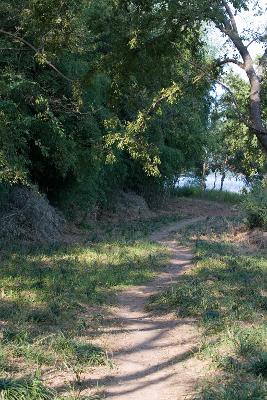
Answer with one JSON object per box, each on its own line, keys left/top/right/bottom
{"left": 101, "top": 217, "right": 207, "bottom": 400}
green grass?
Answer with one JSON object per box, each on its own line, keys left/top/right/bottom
{"left": 0, "top": 374, "right": 100, "bottom": 399}
{"left": 0, "top": 214, "right": 178, "bottom": 398}
{"left": 148, "top": 217, "right": 267, "bottom": 399}
{"left": 173, "top": 186, "right": 242, "bottom": 203}
{"left": 79, "top": 213, "right": 184, "bottom": 241}
{"left": 0, "top": 375, "right": 55, "bottom": 400}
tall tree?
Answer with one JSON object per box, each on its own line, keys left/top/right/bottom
{"left": 205, "top": 0, "right": 267, "bottom": 152}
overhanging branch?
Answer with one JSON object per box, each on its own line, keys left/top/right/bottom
{"left": 0, "top": 29, "right": 73, "bottom": 83}
{"left": 216, "top": 57, "right": 244, "bottom": 69}
{"left": 215, "top": 79, "right": 252, "bottom": 127}
{"left": 222, "top": 0, "right": 238, "bottom": 33}
{"left": 187, "top": 59, "right": 252, "bottom": 129}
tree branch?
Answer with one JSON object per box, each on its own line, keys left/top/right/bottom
{"left": 216, "top": 57, "right": 244, "bottom": 69}
{"left": 214, "top": 3, "right": 267, "bottom": 150}
{"left": 0, "top": 29, "right": 73, "bottom": 83}
{"left": 187, "top": 58, "right": 250, "bottom": 128}
{"left": 222, "top": 0, "right": 238, "bottom": 33}
{"left": 0, "top": 47, "right": 31, "bottom": 51}
{"left": 215, "top": 79, "right": 252, "bottom": 127}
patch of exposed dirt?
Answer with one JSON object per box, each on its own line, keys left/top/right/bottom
{"left": 99, "top": 194, "right": 238, "bottom": 221}
{"left": 63, "top": 197, "right": 238, "bottom": 244}
{"left": 99, "top": 217, "right": 208, "bottom": 400}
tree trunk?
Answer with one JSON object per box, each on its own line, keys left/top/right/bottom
{"left": 220, "top": 171, "right": 225, "bottom": 191}
{"left": 218, "top": 2, "right": 267, "bottom": 153}
{"left": 213, "top": 171, "right": 217, "bottom": 190}
{"left": 202, "top": 162, "right": 207, "bottom": 190}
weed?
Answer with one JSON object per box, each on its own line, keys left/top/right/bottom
{"left": 173, "top": 187, "right": 242, "bottom": 203}
{"left": 0, "top": 374, "right": 102, "bottom": 399}
{"left": 51, "top": 333, "right": 110, "bottom": 367}
{"left": 149, "top": 216, "right": 267, "bottom": 399}
{"left": 242, "top": 183, "right": 267, "bottom": 229}
{"left": 0, "top": 213, "right": 173, "bottom": 397}
{"left": 0, "top": 374, "right": 55, "bottom": 400}
{"left": 196, "top": 376, "right": 266, "bottom": 400}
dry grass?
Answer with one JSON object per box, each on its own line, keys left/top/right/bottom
{"left": 148, "top": 216, "right": 267, "bottom": 400}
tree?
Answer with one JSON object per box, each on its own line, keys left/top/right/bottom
{"left": 0, "top": 0, "right": 211, "bottom": 211}
{"left": 208, "top": 73, "right": 266, "bottom": 184}
{"left": 205, "top": 0, "right": 267, "bottom": 153}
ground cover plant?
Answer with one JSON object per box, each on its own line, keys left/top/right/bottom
{"left": 173, "top": 187, "right": 243, "bottom": 204}
{"left": 148, "top": 216, "right": 267, "bottom": 399}
{"left": 0, "top": 214, "right": 178, "bottom": 399}
{"left": 242, "top": 184, "right": 267, "bottom": 230}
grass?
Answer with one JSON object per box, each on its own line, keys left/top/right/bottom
{"left": 0, "top": 214, "right": 178, "bottom": 399}
{"left": 79, "top": 213, "right": 184, "bottom": 241}
{"left": 173, "top": 186, "right": 242, "bottom": 203}
{"left": 0, "top": 375, "right": 55, "bottom": 400}
{"left": 148, "top": 216, "right": 267, "bottom": 399}
{"left": 0, "top": 374, "right": 100, "bottom": 399}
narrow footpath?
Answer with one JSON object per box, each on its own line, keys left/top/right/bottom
{"left": 102, "top": 217, "right": 208, "bottom": 400}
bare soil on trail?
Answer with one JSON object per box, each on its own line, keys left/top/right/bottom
{"left": 107, "top": 218, "right": 207, "bottom": 399}
{"left": 47, "top": 199, "right": 238, "bottom": 398}
{"left": 90, "top": 217, "right": 209, "bottom": 400}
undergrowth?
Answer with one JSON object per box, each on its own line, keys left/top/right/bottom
{"left": 79, "top": 213, "right": 184, "bottom": 241}
{"left": 0, "top": 373, "right": 100, "bottom": 399}
{"left": 242, "top": 183, "right": 267, "bottom": 230}
{"left": 0, "top": 214, "right": 176, "bottom": 398}
{"left": 148, "top": 216, "right": 267, "bottom": 399}
{"left": 173, "top": 187, "right": 242, "bottom": 203}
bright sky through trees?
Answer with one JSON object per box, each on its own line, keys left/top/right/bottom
{"left": 208, "top": 0, "right": 267, "bottom": 95}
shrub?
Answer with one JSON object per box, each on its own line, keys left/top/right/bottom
{"left": 242, "top": 183, "right": 267, "bottom": 229}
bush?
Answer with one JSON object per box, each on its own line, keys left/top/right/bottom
{"left": 242, "top": 183, "right": 267, "bottom": 230}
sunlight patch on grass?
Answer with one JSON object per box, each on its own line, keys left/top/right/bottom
{"left": 148, "top": 216, "right": 267, "bottom": 399}
{"left": 0, "top": 214, "right": 177, "bottom": 398}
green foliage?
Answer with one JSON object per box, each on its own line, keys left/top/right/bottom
{"left": 242, "top": 183, "right": 267, "bottom": 229}
{"left": 196, "top": 376, "right": 266, "bottom": 400}
{"left": 1, "top": 0, "right": 263, "bottom": 213}
{"left": 0, "top": 0, "right": 211, "bottom": 211}
{"left": 0, "top": 374, "right": 100, "bottom": 399}
{"left": 0, "top": 374, "right": 55, "bottom": 400}
{"left": 208, "top": 74, "right": 267, "bottom": 181}
{"left": 173, "top": 186, "right": 242, "bottom": 203}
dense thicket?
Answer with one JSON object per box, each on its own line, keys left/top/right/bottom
{"left": 0, "top": 0, "right": 211, "bottom": 214}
